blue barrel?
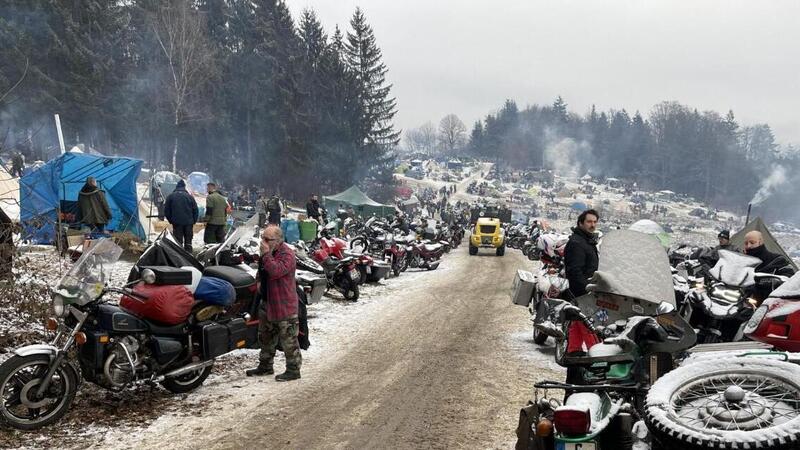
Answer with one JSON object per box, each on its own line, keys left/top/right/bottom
{"left": 281, "top": 219, "right": 300, "bottom": 243}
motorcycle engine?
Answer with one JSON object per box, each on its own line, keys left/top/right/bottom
{"left": 103, "top": 336, "right": 143, "bottom": 388}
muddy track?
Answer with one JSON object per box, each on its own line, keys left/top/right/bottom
{"left": 94, "top": 246, "right": 560, "bottom": 449}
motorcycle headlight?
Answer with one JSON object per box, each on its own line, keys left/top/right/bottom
{"left": 52, "top": 294, "right": 67, "bottom": 317}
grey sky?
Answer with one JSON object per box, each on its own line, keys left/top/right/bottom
{"left": 287, "top": 0, "right": 800, "bottom": 144}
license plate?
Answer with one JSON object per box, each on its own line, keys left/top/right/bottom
{"left": 350, "top": 269, "right": 360, "bottom": 280}
{"left": 556, "top": 442, "right": 596, "bottom": 450}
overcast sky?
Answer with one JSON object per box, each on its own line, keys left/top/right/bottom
{"left": 287, "top": 0, "right": 800, "bottom": 144}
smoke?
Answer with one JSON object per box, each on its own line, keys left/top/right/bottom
{"left": 750, "top": 165, "right": 787, "bottom": 206}
{"left": 543, "top": 127, "right": 594, "bottom": 176}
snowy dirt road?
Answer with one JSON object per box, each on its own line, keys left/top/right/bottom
{"left": 88, "top": 244, "right": 559, "bottom": 450}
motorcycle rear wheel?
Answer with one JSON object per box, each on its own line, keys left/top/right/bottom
{"left": 161, "top": 365, "right": 213, "bottom": 394}
{"left": 0, "top": 354, "right": 78, "bottom": 430}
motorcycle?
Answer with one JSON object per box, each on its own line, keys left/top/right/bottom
{"left": 0, "top": 239, "right": 253, "bottom": 430}
{"left": 404, "top": 237, "right": 443, "bottom": 271}
{"left": 645, "top": 271, "right": 800, "bottom": 450}
{"left": 299, "top": 238, "right": 361, "bottom": 301}
{"left": 516, "top": 230, "right": 697, "bottom": 450}
{"left": 381, "top": 231, "right": 407, "bottom": 277}
{"left": 682, "top": 249, "right": 788, "bottom": 343}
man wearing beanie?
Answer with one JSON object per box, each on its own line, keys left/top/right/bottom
{"left": 164, "top": 179, "right": 199, "bottom": 252}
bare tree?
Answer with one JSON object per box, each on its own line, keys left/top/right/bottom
{"left": 438, "top": 114, "right": 466, "bottom": 155}
{"left": 148, "top": 1, "right": 217, "bottom": 172}
{"left": 404, "top": 121, "right": 438, "bottom": 155}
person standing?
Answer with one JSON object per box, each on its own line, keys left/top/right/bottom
{"left": 306, "top": 195, "right": 321, "bottom": 222}
{"left": 203, "top": 182, "right": 228, "bottom": 244}
{"left": 10, "top": 152, "right": 24, "bottom": 178}
{"left": 164, "top": 179, "right": 198, "bottom": 252}
{"left": 78, "top": 176, "right": 112, "bottom": 233}
{"left": 246, "top": 225, "right": 302, "bottom": 381}
{"left": 564, "top": 209, "right": 600, "bottom": 299}
{"left": 266, "top": 193, "right": 282, "bottom": 225}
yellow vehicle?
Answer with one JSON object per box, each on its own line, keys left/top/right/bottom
{"left": 469, "top": 217, "right": 505, "bottom": 256}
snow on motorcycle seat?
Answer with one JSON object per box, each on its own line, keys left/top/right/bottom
{"left": 424, "top": 244, "right": 441, "bottom": 252}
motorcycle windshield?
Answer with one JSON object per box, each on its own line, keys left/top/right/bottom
{"left": 708, "top": 249, "right": 760, "bottom": 287}
{"left": 215, "top": 213, "right": 260, "bottom": 260}
{"left": 56, "top": 238, "right": 123, "bottom": 304}
{"left": 588, "top": 229, "right": 675, "bottom": 307}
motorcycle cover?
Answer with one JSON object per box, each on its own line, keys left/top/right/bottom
{"left": 194, "top": 276, "right": 236, "bottom": 306}
{"left": 120, "top": 283, "right": 194, "bottom": 325}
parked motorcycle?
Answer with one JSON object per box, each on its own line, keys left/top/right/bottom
{"left": 682, "top": 249, "right": 788, "bottom": 343}
{"left": 516, "top": 230, "right": 697, "bottom": 450}
{"left": 404, "top": 237, "right": 442, "bottom": 271}
{"left": 645, "top": 272, "right": 800, "bottom": 450}
{"left": 0, "top": 239, "right": 252, "bottom": 430}
{"left": 300, "top": 238, "right": 361, "bottom": 301}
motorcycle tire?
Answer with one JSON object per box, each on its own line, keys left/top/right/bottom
{"left": 469, "top": 244, "right": 478, "bottom": 255}
{"left": 392, "top": 263, "right": 401, "bottom": 277}
{"left": 533, "top": 326, "right": 548, "bottom": 345}
{"left": 161, "top": 364, "right": 213, "bottom": 394}
{"left": 350, "top": 237, "right": 367, "bottom": 254}
{"left": 645, "top": 358, "right": 800, "bottom": 450}
{"left": 0, "top": 354, "right": 79, "bottom": 430}
{"left": 496, "top": 245, "right": 505, "bottom": 256}
{"left": 343, "top": 283, "right": 359, "bottom": 301}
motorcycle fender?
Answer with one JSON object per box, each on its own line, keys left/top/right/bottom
{"left": 14, "top": 344, "right": 59, "bottom": 358}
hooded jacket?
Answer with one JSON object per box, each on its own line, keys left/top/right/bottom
{"left": 164, "top": 180, "right": 199, "bottom": 226}
{"left": 564, "top": 226, "right": 599, "bottom": 297}
{"left": 746, "top": 244, "right": 796, "bottom": 300}
{"left": 78, "top": 183, "right": 112, "bottom": 225}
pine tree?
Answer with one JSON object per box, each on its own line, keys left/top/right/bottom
{"left": 344, "top": 7, "right": 398, "bottom": 197}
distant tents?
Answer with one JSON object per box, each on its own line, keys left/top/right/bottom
{"left": 324, "top": 185, "right": 393, "bottom": 218}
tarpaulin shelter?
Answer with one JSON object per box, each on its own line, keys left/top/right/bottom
{"left": 20, "top": 152, "right": 145, "bottom": 243}
{"left": 151, "top": 171, "right": 183, "bottom": 198}
{"left": 324, "top": 185, "right": 393, "bottom": 218}
{"left": 731, "top": 217, "right": 798, "bottom": 271}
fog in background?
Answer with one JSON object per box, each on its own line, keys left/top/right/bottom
{"left": 288, "top": 0, "right": 800, "bottom": 143}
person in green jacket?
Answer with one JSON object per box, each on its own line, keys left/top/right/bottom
{"left": 203, "top": 182, "right": 228, "bottom": 244}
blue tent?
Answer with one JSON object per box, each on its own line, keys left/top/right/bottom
{"left": 20, "top": 152, "right": 145, "bottom": 243}
{"left": 571, "top": 201, "right": 589, "bottom": 211}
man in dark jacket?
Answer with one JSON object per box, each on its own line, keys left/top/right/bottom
{"left": 78, "top": 177, "right": 112, "bottom": 232}
{"left": 744, "top": 230, "right": 796, "bottom": 300}
{"left": 266, "top": 194, "right": 282, "bottom": 225}
{"left": 164, "top": 179, "right": 198, "bottom": 252}
{"left": 564, "top": 209, "right": 600, "bottom": 298}
{"left": 305, "top": 195, "right": 321, "bottom": 222}
{"left": 246, "top": 225, "right": 301, "bottom": 381}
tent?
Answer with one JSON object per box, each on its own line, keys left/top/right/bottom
{"left": 187, "top": 171, "right": 211, "bottom": 197}
{"left": 20, "top": 152, "right": 145, "bottom": 243}
{"left": 324, "top": 185, "right": 393, "bottom": 218}
{"left": 152, "top": 171, "right": 183, "bottom": 198}
{"left": 731, "top": 217, "right": 798, "bottom": 270}
{"left": 0, "top": 165, "right": 20, "bottom": 221}
{"left": 629, "top": 219, "right": 671, "bottom": 247}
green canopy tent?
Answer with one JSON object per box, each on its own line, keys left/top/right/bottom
{"left": 731, "top": 217, "right": 798, "bottom": 271}
{"left": 324, "top": 185, "right": 393, "bottom": 218}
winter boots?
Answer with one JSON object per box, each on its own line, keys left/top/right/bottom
{"left": 275, "top": 370, "right": 301, "bottom": 382}
{"left": 245, "top": 363, "right": 274, "bottom": 377}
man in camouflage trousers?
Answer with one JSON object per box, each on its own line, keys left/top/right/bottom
{"left": 246, "top": 225, "right": 302, "bottom": 381}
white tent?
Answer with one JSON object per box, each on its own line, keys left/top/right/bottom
{"left": 0, "top": 165, "right": 20, "bottom": 221}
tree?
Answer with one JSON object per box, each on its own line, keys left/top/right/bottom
{"left": 438, "top": 114, "right": 466, "bottom": 154}
{"left": 146, "top": 0, "right": 217, "bottom": 172}
{"left": 404, "top": 121, "right": 437, "bottom": 155}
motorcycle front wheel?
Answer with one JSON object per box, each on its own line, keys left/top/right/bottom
{"left": 0, "top": 354, "right": 79, "bottom": 430}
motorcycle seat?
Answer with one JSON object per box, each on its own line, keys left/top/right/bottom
{"left": 424, "top": 244, "right": 441, "bottom": 252}
{"left": 145, "top": 320, "right": 188, "bottom": 336}
{"left": 203, "top": 265, "right": 255, "bottom": 289}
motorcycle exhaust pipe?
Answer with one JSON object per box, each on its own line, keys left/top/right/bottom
{"left": 164, "top": 360, "right": 214, "bottom": 379}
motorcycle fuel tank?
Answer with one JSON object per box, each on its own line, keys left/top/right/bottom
{"left": 97, "top": 304, "right": 148, "bottom": 333}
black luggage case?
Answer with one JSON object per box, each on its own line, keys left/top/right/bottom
{"left": 141, "top": 266, "right": 193, "bottom": 286}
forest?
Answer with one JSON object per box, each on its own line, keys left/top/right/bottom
{"left": 0, "top": 0, "right": 398, "bottom": 200}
